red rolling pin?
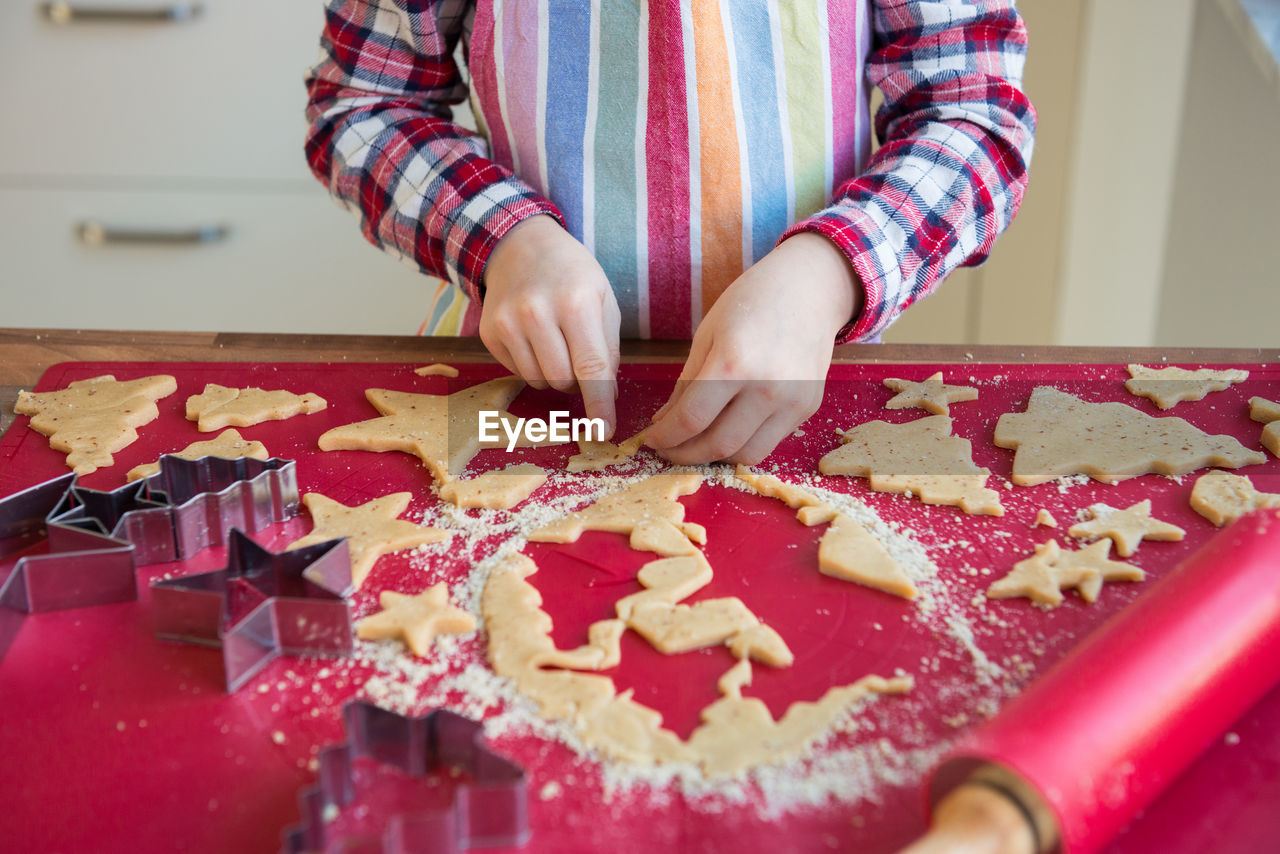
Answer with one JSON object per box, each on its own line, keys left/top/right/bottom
{"left": 899, "top": 508, "right": 1280, "bottom": 854}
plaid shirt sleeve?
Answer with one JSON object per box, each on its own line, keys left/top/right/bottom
{"left": 303, "top": 0, "right": 562, "bottom": 302}
{"left": 782, "top": 0, "right": 1037, "bottom": 343}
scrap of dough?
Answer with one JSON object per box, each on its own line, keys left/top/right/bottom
{"left": 1189, "top": 471, "right": 1280, "bottom": 526}
{"left": 685, "top": 674, "right": 914, "bottom": 778}
{"left": 480, "top": 554, "right": 690, "bottom": 762}
{"left": 414, "top": 363, "right": 460, "bottom": 377}
{"left": 185, "top": 383, "right": 326, "bottom": 431}
{"left": 567, "top": 429, "right": 649, "bottom": 472}
{"left": 1068, "top": 500, "right": 1185, "bottom": 557}
{"left": 717, "top": 657, "right": 753, "bottom": 699}
{"left": 614, "top": 553, "right": 713, "bottom": 620}
{"left": 356, "top": 582, "right": 476, "bottom": 656}
{"left": 725, "top": 624, "right": 794, "bottom": 668}
{"left": 1124, "top": 365, "right": 1249, "bottom": 410}
{"left": 817, "top": 514, "right": 918, "bottom": 600}
{"left": 482, "top": 552, "right": 909, "bottom": 776}
{"left": 1251, "top": 397, "right": 1280, "bottom": 424}
{"left": 529, "top": 472, "right": 705, "bottom": 556}
{"left": 735, "top": 466, "right": 838, "bottom": 526}
{"left": 627, "top": 598, "right": 761, "bottom": 655}
{"left": 819, "top": 415, "right": 1004, "bottom": 516}
{"left": 286, "top": 492, "right": 450, "bottom": 590}
{"left": 125, "top": 428, "right": 269, "bottom": 481}
{"left": 317, "top": 376, "right": 525, "bottom": 483}
{"left": 1252, "top": 397, "right": 1280, "bottom": 458}
{"left": 883, "top": 372, "right": 978, "bottom": 415}
{"left": 1034, "top": 509, "right": 1058, "bottom": 528}
{"left": 438, "top": 463, "right": 547, "bottom": 509}
{"left": 994, "top": 386, "right": 1265, "bottom": 486}
{"left": 15, "top": 374, "right": 177, "bottom": 475}
{"left": 987, "top": 540, "right": 1144, "bottom": 607}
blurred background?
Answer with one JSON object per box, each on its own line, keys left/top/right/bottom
{"left": 0, "top": 0, "right": 1276, "bottom": 346}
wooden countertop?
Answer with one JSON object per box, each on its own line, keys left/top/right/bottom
{"left": 2, "top": 327, "right": 1276, "bottom": 437}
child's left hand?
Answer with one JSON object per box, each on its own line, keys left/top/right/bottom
{"left": 645, "top": 232, "right": 863, "bottom": 465}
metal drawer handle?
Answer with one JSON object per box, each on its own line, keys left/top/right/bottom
{"left": 41, "top": 2, "right": 204, "bottom": 24}
{"left": 76, "top": 221, "right": 230, "bottom": 246}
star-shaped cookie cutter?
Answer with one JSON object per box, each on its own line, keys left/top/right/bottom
{"left": 151, "top": 529, "right": 355, "bottom": 692}
{"left": 1, "top": 474, "right": 142, "bottom": 659}
{"left": 281, "top": 700, "right": 530, "bottom": 854}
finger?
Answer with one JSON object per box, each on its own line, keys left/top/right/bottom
{"left": 647, "top": 374, "right": 742, "bottom": 452}
{"left": 564, "top": 310, "right": 618, "bottom": 437}
{"left": 504, "top": 334, "right": 548, "bottom": 389}
{"left": 728, "top": 410, "right": 802, "bottom": 467}
{"left": 649, "top": 332, "right": 713, "bottom": 433}
{"left": 526, "top": 322, "right": 576, "bottom": 393}
{"left": 656, "top": 391, "right": 768, "bottom": 465}
{"left": 483, "top": 336, "right": 520, "bottom": 379}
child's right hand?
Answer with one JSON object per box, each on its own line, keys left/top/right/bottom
{"left": 480, "top": 215, "right": 621, "bottom": 436}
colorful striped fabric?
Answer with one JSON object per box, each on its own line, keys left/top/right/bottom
{"left": 306, "top": 0, "right": 1035, "bottom": 342}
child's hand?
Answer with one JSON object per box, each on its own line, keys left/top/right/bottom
{"left": 480, "top": 215, "right": 621, "bottom": 436}
{"left": 646, "top": 233, "right": 862, "bottom": 465}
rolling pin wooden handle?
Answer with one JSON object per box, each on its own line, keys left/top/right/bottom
{"left": 897, "top": 766, "right": 1059, "bottom": 854}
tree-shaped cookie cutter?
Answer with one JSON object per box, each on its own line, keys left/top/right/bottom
{"left": 281, "top": 700, "right": 530, "bottom": 854}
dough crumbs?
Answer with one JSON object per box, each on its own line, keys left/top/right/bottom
{"left": 414, "top": 363, "right": 460, "bottom": 378}
{"left": 1067, "top": 500, "right": 1185, "bottom": 557}
{"left": 994, "top": 386, "right": 1265, "bottom": 486}
{"left": 1124, "top": 364, "right": 1249, "bottom": 410}
{"left": 987, "top": 540, "right": 1144, "bottom": 607}
{"left": 125, "top": 428, "right": 268, "bottom": 481}
{"left": 1189, "top": 471, "right": 1280, "bottom": 526}
{"left": 883, "top": 372, "right": 979, "bottom": 415}
{"left": 185, "top": 383, "right": 326, "bottom": 431}
{"left": 438, "top": 463, "right": 548, "bottom": 510}
{"left": 287, "top": 492, "right": 450, "bottom": 590}
{"left": 1033, "top": 509, "right": 1058, "bottom": 528}
{"left": 819, "top": 415, "right": 1004, "bottom": 516}
{"left": 818, "top": 514, "right": 918, "bottom": 600}
{"left": 357, "top": 582, "right": 477, "bottom": 657}
{"left": 567, "top": 428, "right": 650, "bottom": 472}
{"left": 1251, "top": 397, "right": 1280, "bottom": 458}
{"left": 14, "top": 374, "right": 177, "bottom": 474}
{"left": 529, "top": 472, "right": 705, "bottom": 556}
{"left": 317, "top": 376, "right": 524, "bottom": 483}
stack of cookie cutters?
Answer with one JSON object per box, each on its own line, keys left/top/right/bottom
{"left": 282, "top": 700, "right": 530, "bottom": 854}
{"left": 0, "top": 454, "right": 308, "bottom": 665}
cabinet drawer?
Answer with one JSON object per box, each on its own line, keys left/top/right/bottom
{"left": 0, "top": 1, "right": 324, "bottom": 182}
{"left": 0, "top": 186, "right": 440, "bottom": 334}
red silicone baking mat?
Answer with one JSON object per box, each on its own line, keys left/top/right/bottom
{"left": 1, "top": 359, "right": 1278, "bottom": 854}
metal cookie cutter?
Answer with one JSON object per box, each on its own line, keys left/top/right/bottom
{"left": 282, "top": 700, "right": 530, "bottom": 854}
{"left": 1, "top": 474, "right": 142, "bottom": 660}
{"left": 151, "top": 529, "right": 354, "bottom": 692}
{"left": 140, "top": 454, "right": 300, "bottom": 563}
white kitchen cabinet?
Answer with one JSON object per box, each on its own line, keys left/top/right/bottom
{"left": 0, "top": 0, "right": 438, "bottom": 334}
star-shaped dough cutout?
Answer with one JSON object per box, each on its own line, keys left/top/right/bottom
{"left": 287, "top": 492, "right": 449, "bottom": 589}
{"left": 819, "top": 415, "right": 1003, "bottom": 516}
{"left": 883, "top": 372, "right": 978, "bottom": 415}
{"left": 126, "top": 428, "right": 269, "bottom": 481}
{"left": 186, "top": 384, "right": 327, "bottom": 431}
{"left": 1068, "top": 500, "right": 1185, "bottom": 557}
{"left": 356, "top": 582, "right": 476, "bottom": 656}
{"left": 1124, "top": 365, "right": 1248, "bottom": 410}
{"left": 317, "top": 376, "right": 525, "bottom": 483}
{"left": 987, "top": 540, "right": 1144, "bottom": 607}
